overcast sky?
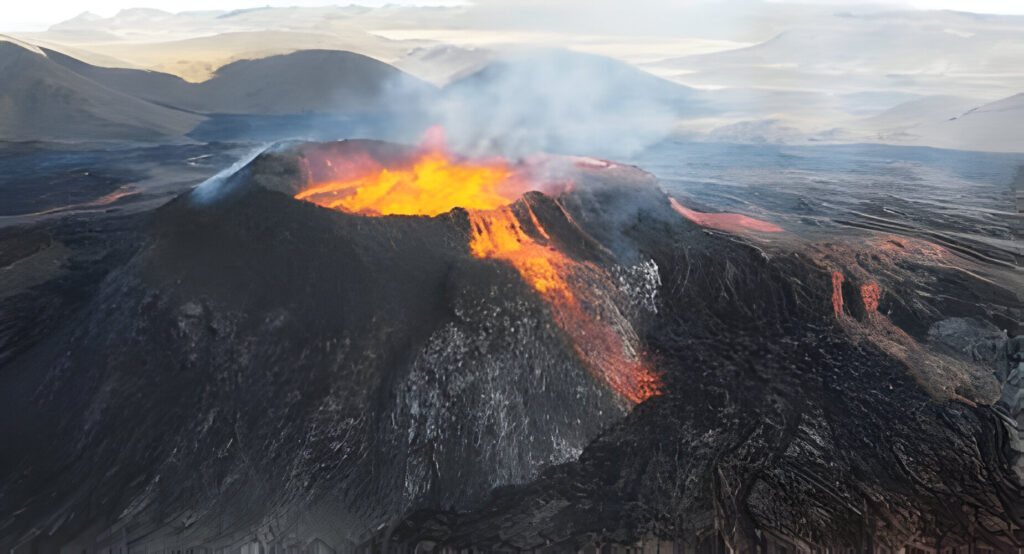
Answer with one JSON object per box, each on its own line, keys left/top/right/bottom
{"left": 2, "top": 0, "right": 1023, "bottom": 32}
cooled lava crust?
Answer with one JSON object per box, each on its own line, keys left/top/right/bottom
{"left": 0, "top": 139, "right": 1021, "bottom": 553}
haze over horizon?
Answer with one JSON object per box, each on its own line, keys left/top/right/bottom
{"left": 4, "top": 0, "right": 1024, "bottom": 152}
{"left": 4, "top": 0, "right": 1024, "bottom": 32}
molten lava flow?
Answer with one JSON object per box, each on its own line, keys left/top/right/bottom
{"left": 861, "top": 282, "right": 881, "bottom": 312}
{"left": 468, "top": 205, "right": 660, "bottom": 404}
{"left": 295, "top": 151, "right": 521, "bottom": 216}
{"left": 294, "top": 134, "right": 661, "bottom": 404}
{"left": 669, "top": 197, "right": 783, "bottom": 233}
{"left": 831, "top": 271, "right": 845, "bottom": 316}
{"left": 468, "top": 207, "right": 571, "bottom": 297}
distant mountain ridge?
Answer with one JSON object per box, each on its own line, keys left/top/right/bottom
{"left": 0, "top": 39, "right": 436, "bottom": 142}
{"left": 847, "top": 93, "right": 1024, "bottom": 153}
{"left": 0, "top": 39, "right": 203, "bottom": 141}
{"left": 44, "top": 47, "right": 437, "bottom": 116}
{"left": 908, "top": 93, "right": 1024, "bottom": 152}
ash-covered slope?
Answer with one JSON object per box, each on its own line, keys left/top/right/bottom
{"left": 842, "top": 93, "right": 1024, "bottom": 153}
{"left": 1, "top": 139, "right": 1021, "bottom": 553}
{"left": 180, "top": 50, "right": 436, "bottom": 115}
{"left": 908, "top": 93, "right": 1024, "bottom": 154}
{"left": 45, "top": 47, "right": 436, "bottom": 116}
{"left": 0, "top": 40, "right": 204, "bottom": 141}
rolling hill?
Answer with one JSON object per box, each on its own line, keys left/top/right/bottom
{"left": 0, "top": 38, "right": 204, "bottom": 141}
{"left": 910, "top": 93, "right": 1024, "bottom": 153}
{"left": 847, "top": 93, "right": 1024, "bottom": 153}
{"left": 2, "top": 40, "right": 438, "bottom": 141}
{"left": 45, "top": 47, "right": 437, "bottom": 116}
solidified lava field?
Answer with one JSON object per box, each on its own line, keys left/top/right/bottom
{"left": 0, "top": 138, "right": 1022, "bottom": 554}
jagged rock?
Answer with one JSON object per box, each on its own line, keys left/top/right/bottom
{"left": 928, "top": 316, "right": 1008, "bottom": 365}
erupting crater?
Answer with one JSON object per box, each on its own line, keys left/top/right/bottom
{"left": 292, "top": 130, "right": 661, "bottom": 404}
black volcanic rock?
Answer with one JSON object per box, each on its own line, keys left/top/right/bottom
{"left": 394, "top": 228, "right": 1023, "bottom": 551}
{"left": 1, "top": 140, "right": 1022, "bottom": 554}
{"left": 0, "top": 140, "right": 659, "bottom": 551}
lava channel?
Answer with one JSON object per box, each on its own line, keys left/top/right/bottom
{"left": 294, "top": 130, "right": 661, "bottom": 403}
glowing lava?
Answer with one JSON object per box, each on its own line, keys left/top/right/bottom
{"left": 294, "top": 132, "right": 660, "bottom": 404}
{"left": 468, "top": 205, "right": 660, "bottom": 404}
{"left": 861, "top": 282, "right": 881, "bottom": 312}
{"left": 831, "top": 271, "right": 845, "bottom": 316}
{"left": 669, "top": 197, "right": 783, "bottom": 233}
{"left": 295, "top": 150, "right": 523, "bottom": 216}
{"left": 468, "top": 206, "right": 570, "bottom": 297}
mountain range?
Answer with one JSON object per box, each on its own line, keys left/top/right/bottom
{"left": 3, "top": 3, "right": 1024, "bottom": 154}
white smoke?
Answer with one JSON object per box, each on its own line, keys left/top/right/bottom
{"left": 189, "top": 144, "right": 269, "bottom": 204}
{"left": 405, "top": 48, "right": 697, "bottom": 159}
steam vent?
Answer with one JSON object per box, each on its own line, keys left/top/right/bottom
{"left": 2, "top": 139, "right": 1023, "bottom": 554}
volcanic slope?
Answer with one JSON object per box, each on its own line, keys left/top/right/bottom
{"left": 0, "top": 140, "right": 659, "bottom": 551}
{"left": 44, "top": 47, "right": 437, "bottom": 116}
{"left": 0, "top": 139, "right": 1021, "bottom": 553}
{"left": 395, "top": 222, "right": 1024, "bottom": 551}
{"left": 0, "top": 39, "right": 204, "bottom": 141}
{"left": 907, "top": 93, "right": 1024, "bottom": 153}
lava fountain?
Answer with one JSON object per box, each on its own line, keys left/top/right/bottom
{"left": 293, "top": 130, "right": 660, "bottom": 403}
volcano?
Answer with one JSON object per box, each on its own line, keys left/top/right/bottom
{"left": 0, "top": 138, "right": 1022, "bottom": 554}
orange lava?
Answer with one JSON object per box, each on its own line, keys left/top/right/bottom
{"left": 870, "top": 236, "right": 950, "bottom": 264}
{"left": 294, "top": 130, "right": 660, "bottom": 404}
{"left": 469, "top": 205, "right": 660, "bottom": 403}
{"left": 295, "top": 150, "right": 524, "bottom": 217}
{"left": 861, "top": 282, "right": 881, "bottom": 312}
{"left": 468, "top": 206, "right": 570, "bottom": 297}
{"left": 831, "top": 271, "right": 845, "bottom": 316}
{"left": 669, "top": 197, "right": 783, "bottom": 233}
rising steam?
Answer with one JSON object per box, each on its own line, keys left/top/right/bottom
{"left": 422, "top": 49, "right": 694, "bottom": 158}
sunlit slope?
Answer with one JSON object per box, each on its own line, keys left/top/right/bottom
{"left": 0, "top": 40, "right": 203, "bottom": 141}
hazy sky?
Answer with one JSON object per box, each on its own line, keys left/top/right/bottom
{"left": 2, "top": 0, "right": 1023, "bottom": 32}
